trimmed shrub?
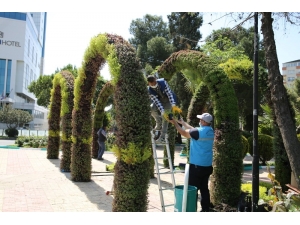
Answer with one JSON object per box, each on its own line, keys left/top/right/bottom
{"left": 15, "top": 135, "right": 48, "bottom": 148}
{"left": 248, "top": 134, "right": 274, "bottom": 165}
{"left": 241, "top": 183, "right": 276, "bottom": 202}
{"left": 5, "top": 128, "right": 18, "bottom": 137}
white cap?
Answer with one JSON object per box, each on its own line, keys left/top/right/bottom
{"left": 196, "top": 113, "right": 213, "bottom": 123}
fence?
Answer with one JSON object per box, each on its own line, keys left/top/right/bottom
{"left": 0, "top": 129, "right": 49, "bottom": 137}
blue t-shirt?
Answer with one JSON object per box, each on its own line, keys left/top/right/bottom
{"left": 189, "top": 126, "right": 214, "bottom": 166}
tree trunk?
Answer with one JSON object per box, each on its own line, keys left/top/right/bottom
{"left": 261, "top": 12, "right": 300, "bottom": 188}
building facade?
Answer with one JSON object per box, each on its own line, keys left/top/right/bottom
{"left": 282, "top": 59, "right": 300, "bottom": 88}
{"left": 0, "top": 12, "right": 48, "bottom": 130}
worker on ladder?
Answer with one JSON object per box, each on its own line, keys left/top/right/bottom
{"left": 146, "top": 73, "right": 181, "bottom": 143}
{"left": 169, "top": 113, "right": 215, "bottom": 212}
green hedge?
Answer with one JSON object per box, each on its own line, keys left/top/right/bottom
{"left": 16, "top": 135, "right": 48, "bottom": 148}
{"left": 248, "top": 134, "right": 274, "bottom": 165}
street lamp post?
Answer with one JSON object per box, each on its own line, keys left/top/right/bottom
{"left": 252, "top": 12, "right": 259, "bottom": 212}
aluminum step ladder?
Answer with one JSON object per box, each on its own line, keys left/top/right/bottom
{"left": 151, "top": 130, "right": 184, "bottom": 212}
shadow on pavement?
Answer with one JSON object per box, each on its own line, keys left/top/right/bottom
{"left": 47, "top": 157, "right": 114, "bottom": 212}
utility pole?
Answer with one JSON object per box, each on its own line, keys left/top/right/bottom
{"left": 252, "top": 12, "right": 259, "bottom": 212}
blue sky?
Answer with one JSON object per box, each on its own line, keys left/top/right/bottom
{"left": 5, "top": 1, "right": 300, "bottom": 81}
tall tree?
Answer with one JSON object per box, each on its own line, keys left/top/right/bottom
{"left": 168, "top": 12, "right": 203, "bottom": 51}
{"left": 261, "top": 12, "right": 300, "bottom": 188}
{"left": 205, "top": 26, "right": 266, "bottom": 67}
{"left": 201, "top": 35, "right": 257, "bottom": 131}
{"left": 28, "top": 64, "right": 107, "bottom": 108}
{"left": 0, "top": 105, "right": 33, "bottom": 129}
{"left": 146, "top": 37, "right": 175, "bottom": 68}
{"left": 28, "top": 74, "right": 53, "bottom": 108}
{"left": 167, "top": 12, "right": 203, "bottom": 142}
{"left": 129, "top": 14, "right": 170, "bottom": 68}
{"left": 55, "top": 64, "right": 78, "bottom": 77}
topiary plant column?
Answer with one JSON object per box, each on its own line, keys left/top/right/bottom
{"left": 73, "top": 33, "right": 152, "bottom": 210}
{"left": 47, "top": 70, "right": 74, "bottom": 174}
{"left": 158, "top": 50, "right": 243, "bottom": 207}
{"left": 107, "top": 34, "right": 152, "bottom": 212}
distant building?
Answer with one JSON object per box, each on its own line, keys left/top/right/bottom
{"left": 0, "top": 12, "right": 48, "bottom": 130}
{"left": 282, "top": 59, "right": 300, "bottom": 88}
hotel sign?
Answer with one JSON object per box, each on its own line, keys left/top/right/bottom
{"left": 0, "top": 31, "right": 21, "bottom": 47}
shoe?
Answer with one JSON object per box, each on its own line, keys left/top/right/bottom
{"left": 154, "top": 126, "right": 162, "bottom": 131}
{"left": 98, "top": 158, "right": 104, "bottom": 160}
{"left": 156, "top": 137, "right": 166, "bottom": 144}
{"left": 154, "top": 130, "right": 161, "bottom": 140}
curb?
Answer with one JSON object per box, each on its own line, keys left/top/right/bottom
{"left": 244, "top": 165, "right": 275, "bottom": 170}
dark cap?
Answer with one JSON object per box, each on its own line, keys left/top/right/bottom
{"left": 147, "top": 75, "right": 156, "bottom": 82}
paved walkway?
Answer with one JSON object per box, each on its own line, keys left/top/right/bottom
{"left": 0, "top": 140, "right": 273, "bottom": 212}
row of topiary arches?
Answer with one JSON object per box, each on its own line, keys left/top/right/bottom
{"left": 47, "top": 33, "right": 243, "bottom": 210}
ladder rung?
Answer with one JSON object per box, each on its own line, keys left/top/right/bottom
{"left": 155, "top": 168, "right": 174, "bottom": 172}
{"left": 156, "top": 171, "right": 174, "bottom": 175}
{"left": 163, "top": 204, "right": 174, "bottom": 208}
{"left": 160, "top": 187, "right": 174, "bottom": 191}
{"left": 155, "top": 157, "right": 170, "bottom": 160}
{"left": 173, "top": 170, "right": 185, "bottom": 173}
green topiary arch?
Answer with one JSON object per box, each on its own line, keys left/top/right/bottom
{"left": 47, "top": 70, "right": 75, "bottom": 172}
{"left": 92, "top": 81, "right": 114, "bottom": 158}
{"left": 158, "top": 50, "right": 244, "bottom": 206}
{"left": 70, "top": 33, "right": 151, "bottom": 211}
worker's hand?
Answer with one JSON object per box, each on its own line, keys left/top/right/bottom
{"left": 177, "top": 117, "right": 184, "bottom": 124}
{"left": 169, "top": 119, "right": 175, "bottom": 125}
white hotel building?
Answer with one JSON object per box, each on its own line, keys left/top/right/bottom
{"left": 0, "top": 12, "right": 48, "bottom": 130}
{"left": 282, "top": 59, "right": 300, "bottom": 88}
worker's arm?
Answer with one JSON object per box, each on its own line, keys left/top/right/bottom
{"left": 164, "top": 80, "right": 176, "bottom": 106}
{"left": 169, "top": 119, "right": 191, "bottom": 138}
{"left": 177, "top": 118, "right": 194, "bottom": 129}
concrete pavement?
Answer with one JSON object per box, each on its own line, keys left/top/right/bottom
{"left": 0, "top": 140, "right": 273, "bottom": 212}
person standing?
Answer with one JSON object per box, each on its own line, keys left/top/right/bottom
{"left": 169, "top": 113, "right": 214, "bottom": 212}
{"left": 97, "top": 126, "right": 107, "bottom": 160}
{"left": 147, "top": 74, "right": 178, "bottom": 143}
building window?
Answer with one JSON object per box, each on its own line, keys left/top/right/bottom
{"left": 6, "top": 60, "right": 11, "bottom": 96}
{"left": 28, "top": 39, "right": 30, "bottom": 57}
{"left": 32, "top": 46, "right": 34, "bottom": 63}
{"left": 287, "top": 77, "right": 295, "bottom": 82}
{"left": 0, "top": 12, "right": 26, "bottom": 21}
{"left": 0, "top": 59, "right": 6, "bottom": 97}
{"left": 30, "top": 69, "right": 33, "bottom": 84}
{"left": 25, "top": 64, "right": 29, "bottom": 89}
{"left": 35, "top": 53, "right": 37, "bottom": 66}
{"left": 33, "top": 110, "right": 44, "bottom": 119}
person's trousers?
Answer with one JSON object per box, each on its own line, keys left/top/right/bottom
{"left": 188, "top": 164, "right": 213, "bottom": 211}
{"left": 97, "top": 141, "right": 105, "bottom": 159}
{"left": 150, "top": 102, "right": 171, "bottom": 139}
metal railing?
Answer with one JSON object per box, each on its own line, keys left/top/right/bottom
{"left": 0, "top": 129, "right": 49, "bottom": 137}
